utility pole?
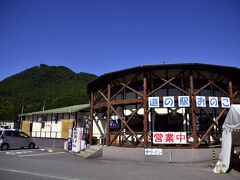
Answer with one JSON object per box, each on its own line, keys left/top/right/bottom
{"left": 19, "top": 105, "right": 24, "bottom": 129}
{"left": 43, "top": 101, "right": 46, "bottom": 111}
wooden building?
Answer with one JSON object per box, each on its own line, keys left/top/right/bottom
{"left": 87, "top": 63, "right": 240, "bottom": 148}
{"left": 19, "top": 104, "right": 89, "bottom": 139}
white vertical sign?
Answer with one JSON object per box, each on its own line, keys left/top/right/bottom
{"left": 178, "top": 96, "right": 190, "bottom": 107}
{"left": 163, "top": 96, "right": 174, "bottom": 107}
{"left": 209, "top": 97, "right": 219, "bottom": 107}
{"left": 148, "top": 97, "right": 159, "bottom": 108}
{"left": 72, "top": 127, "right": 84, "bottom": 153}
{"left": 221, "top": 97, "right": 231, "bottom": 108}
{"left": 196, "top": 96, "right": 206, "bottom": 107}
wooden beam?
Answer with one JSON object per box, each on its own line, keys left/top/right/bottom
{"left": 94, "top": 88, "right": 108, "bottom": 105}
{"left": 148, "top": 77, "right": 175, "bottom": 96}
{"left": 161, "top": 78, "right": 190, "bottom": 95}
{"left": 200, "top": 108, "right": 222, "bottom": 130}
{"left": 109, "top": 103, "right": 143, "bottom": 145}
{"left": 106, "top": 83, "right": 111, "bottom": 145}
{"left": 229, "top": 79, "right": 233, "bottom": 100}
{"left": 98, "top": 90, "right": 108, "bottom": 102}
{"left": 110, "top": 105, "right": 144, "bottom": 146}
{"left": 194, "top": 81, "right": 213, "bottom": 95}
{"left": 89, "top": 92, "right": 94, "bottom": 145}
{"left": 120, "top": 82, "right": 144, "bottom": 98}
{"left": 110, "top": 81, "right": 132, "bottom": 101}
{"left": 190, "top": 74, "right": 197, "bottom": 148}
{"left": 143, "top": 75, "right": 148, "bottom": 148}
{"left": 149, "top": 70, "right": 189, "bottom": 95}
{"left": 93, "top": 102, "right": 108, "bottom": 109}
{"left": 197, "top": 109, "right": 227, "bottom": 147}
{"left": 93, "top": 98, "right": 144, "bottom": 109}
{"left": 110, "top": 98, "right": 143, "bottom": 106}
{"left": 212, "top": 82, "right": 229, "bottom": 97}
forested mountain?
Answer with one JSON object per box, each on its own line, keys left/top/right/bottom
{"left": 0, "top": 64, "right": 97, "bottom": 121}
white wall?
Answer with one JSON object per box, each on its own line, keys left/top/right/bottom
{"left": 32, "top": 121, "right": 62, "bottom": 138}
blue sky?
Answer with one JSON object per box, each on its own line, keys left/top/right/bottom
{"left": 1, "top": 0, "right": 240, "bottom": 80}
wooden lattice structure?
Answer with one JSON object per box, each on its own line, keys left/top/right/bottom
{"left": 87, "top": 63, "right": 240, "bottom": 148}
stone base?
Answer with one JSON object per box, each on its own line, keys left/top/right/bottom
{"left": 102, "top": 146, "right": 221, "bottom": 162}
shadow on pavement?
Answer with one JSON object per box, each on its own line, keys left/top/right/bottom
{"left": 231, "top": 154, "right": 240, "bottom": 172}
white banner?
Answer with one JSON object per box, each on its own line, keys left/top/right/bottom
{"left": 153, "top": 132, "right": 187, "bottom": 144}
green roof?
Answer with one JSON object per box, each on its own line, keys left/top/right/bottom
{"left": 19, "top": 104, "right": 89, "bottom": 116}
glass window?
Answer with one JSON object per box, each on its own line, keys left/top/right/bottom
{"left": 12, "top": 131, "right": 20, "bottom": 137}
{"left": 19, "top": 132, "right": 29, "bottom": 138}
{"left": 4, "top": 131, "right": 12, "bottom": 136}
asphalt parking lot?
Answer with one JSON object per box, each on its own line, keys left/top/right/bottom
{"left": 0, "top": 149, "right": 240, "bottom": 180}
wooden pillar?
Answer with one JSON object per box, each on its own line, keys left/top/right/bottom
{"left": 106, "top": 83, "right": 111, "bottom": 145}
{"left": 89, "top": 92, "right": 94, "bottom": 145}
{"left": 229, "top": 79, "right": 233, "bottom": 101}
{"left": 190, "top": 74, "right": 197, "bottom": 148}
{"left": 74, "top": 112, "right": 78, "bottom": 128}
{"left": 143, "top": 75, "right": 148, "bottom": 148}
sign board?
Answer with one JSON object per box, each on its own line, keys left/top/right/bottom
{"left": 148, "top": 97, "right": 160, "bottom": 108}
{"left": 221, "top": 97, "right": 230, "bottom": 108}
{"left": 153, "top": 132, "right": 187, "bottom": 144}
{"left": 209, "top": 97, "right": 219, "bottom": 107}
{"left": 144, "top": 149, "right": 162, "bottom": 156}
{"left": 163, "top": 96, "right": 175, "bottom": 107}
{"left": 72, "top": 127, "right": 85, "bottom": 153}
{"left": 196, "top": 96, "right": 206, "bottom": 107}
{"left": 148, "top": 96, "right": 231, "bottom": 108}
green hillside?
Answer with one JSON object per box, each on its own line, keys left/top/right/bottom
{"left": 0, "top": 64, "right": 97, "bottom": 121}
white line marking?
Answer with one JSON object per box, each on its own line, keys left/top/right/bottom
{"left": 18, "top": 151, "right": 65, "bottom": 157}
{"left": 5, "top": 152, "right": 13, "bottom": 155}
{"left": 0, "top": 168, "right": 84, "bottom": 180}
{"left": 5, "top": 150, "right": 33, "bottom": 155}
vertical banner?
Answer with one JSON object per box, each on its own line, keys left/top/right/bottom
{"left": 67, "top": 128, "right": 73, "bottom": 151}
{"left": 72, "top": 127, "right": 84, "bottom": 153}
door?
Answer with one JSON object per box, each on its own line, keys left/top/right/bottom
{"left": 4, "top": 131, "right": 16, "bottom": 148}
{"left": 13, "top": 131, "right": 31, "bottom": 148}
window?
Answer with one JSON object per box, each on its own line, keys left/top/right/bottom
{"left": 4, "top": 131, "right": 13, "bottom": 137}
{"left": 155, "top": 113, "right": 184, "bottom": 132}
{"left": 12, "top": 131, "right": 20, "bottom": 137}
{"left": 19, "top": 132, "right": 29, "bottom": 138}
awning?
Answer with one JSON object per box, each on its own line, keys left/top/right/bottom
{"left": 19, "top": 104, "right": 89, "bottom": 116}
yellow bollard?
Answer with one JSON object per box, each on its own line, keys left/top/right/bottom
{"left": 212, "top": 146, "right": 216, "bottom": 164}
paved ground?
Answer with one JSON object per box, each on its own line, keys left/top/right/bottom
{"left": 0, "top": 148, "right": 240, "bottom": 180}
